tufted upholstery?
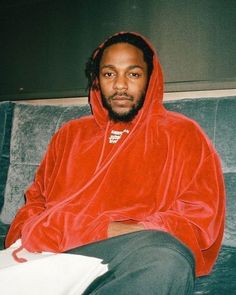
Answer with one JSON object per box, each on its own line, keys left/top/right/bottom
{"left": 0, "top": 97, "right": 235, "bottom": 293}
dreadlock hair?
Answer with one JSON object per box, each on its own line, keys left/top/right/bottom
{"left": 85, "top": 32, "right": 154, "bottom": 91}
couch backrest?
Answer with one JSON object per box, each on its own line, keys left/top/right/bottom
{"left": 165, "top": 97, "right": 236, "bottom": 174}
{"left": 0, "top": 97, "right": 235, "bottom": 246}
{"left": 0, "top": 102, "right": 14, "bottom": 210}
{"left": 165, "top": 97, "right": 236, "bottom": 247}
{"left": 0, "top": 103, "right": 91, "bottom": 224}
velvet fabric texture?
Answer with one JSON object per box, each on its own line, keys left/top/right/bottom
{"left": 0, "top": 103, "right": 91, "bottom": 224}
{"left": 5, "top": 33, "right": 225, "bottom": 277}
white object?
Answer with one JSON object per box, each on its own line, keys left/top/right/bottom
{"left": 0, "top": 240, "right": 108, "bottom": 294}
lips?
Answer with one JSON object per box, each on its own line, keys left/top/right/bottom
{"left": 111, "top": 93, "right": 132, "bottom": 101}
{"left": 113, "top": 96, "right": 130, "bottom": 100}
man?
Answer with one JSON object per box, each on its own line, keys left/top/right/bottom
{"left": 5, "top": 32, "right": 225, "bottom": 294}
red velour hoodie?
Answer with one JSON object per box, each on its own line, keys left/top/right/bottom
{"left": 5, "top": 32, "right": 225, "bottom": 277}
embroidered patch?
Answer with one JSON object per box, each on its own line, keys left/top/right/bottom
{"left": 109, "top": 129, "right": 130, "bottom": 144}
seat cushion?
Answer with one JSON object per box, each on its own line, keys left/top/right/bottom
{"left": 194, "top": 245, "right": 236, "bottom": 294}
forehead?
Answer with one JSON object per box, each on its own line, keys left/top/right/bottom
{"left": 100, "top": 43, "right": 146, "bottom": 69}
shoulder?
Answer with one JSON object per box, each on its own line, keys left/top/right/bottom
{"left": 49, "top": 115, "right": 99, "bottom": 145}
{"left": 57, "top": 115, "right": 98, "bottom": 134}
{"left": 161, "top": 110, "right": 206, "bottom": 135}
{"left": 158, "top": 110, "right": 215, "bottom": 153}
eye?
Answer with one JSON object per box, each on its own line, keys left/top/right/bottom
{"left": 103, "top": 72, "right": 116, "bottom": 78}
{"left": 128, "top": 72, "right": 141, "bottom": 78}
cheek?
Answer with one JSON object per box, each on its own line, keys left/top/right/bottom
{"left": 99, "top": 80, "right": 112, "bottom": 96}
{"left": 132, "top": 82, "right": 147, "bottom": 97}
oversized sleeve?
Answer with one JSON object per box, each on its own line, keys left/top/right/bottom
{"left": 140, "top": 123, "right": 225, "bottom": 277}
{"left": 5, "top": 128, "right": 61, "bottom": 248}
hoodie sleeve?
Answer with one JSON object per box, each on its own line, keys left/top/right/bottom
{"left": 140, "top": 124, "right": 225, "bottom": 277}
{"left": 5, "top": 129, "right": 59, "bottom": 248}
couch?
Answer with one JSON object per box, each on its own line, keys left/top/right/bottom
{"left": 0, "top": 97, "right": 235, "bottom": 294}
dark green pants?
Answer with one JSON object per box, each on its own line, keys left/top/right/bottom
{"left": 67, "top": 230, "right": 195, "bottom": 295}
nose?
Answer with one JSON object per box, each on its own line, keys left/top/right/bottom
{"left": 113, "top": 74, "right": 128, "bottom": 91}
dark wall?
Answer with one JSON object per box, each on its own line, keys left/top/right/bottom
{"left": 0, "top": 0, "right": 235, "bottom": 101}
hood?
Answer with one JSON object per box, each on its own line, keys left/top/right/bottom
{"left": 88, "top": 32, "right": 166, "bottom": 128}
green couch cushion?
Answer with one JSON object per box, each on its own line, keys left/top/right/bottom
{"left": 164, "top": 98, "right": 217, "bottom": 143}
{"left": 165, "top": 97, "right": 236, "bottom": 247}
{"left": 215, "top": 98, "right": 236, "bottom": 173}
{"left": 194, "top": 245, "right": 236, "bottom": 294}
{"left": 165, "top": 97, "right": 236, "bottom": 173}
{"left": 223, "top": 173, "right": 236, "bottom": 247}
{"left": 0, "top": 102, "right": 14, "bottom": 211}
{"left": 0, "top": 103, "right": 91, "bottom": 224}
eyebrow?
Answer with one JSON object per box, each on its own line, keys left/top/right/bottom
{"left": 100, "top": 65, "right": 145, "bottom": 71}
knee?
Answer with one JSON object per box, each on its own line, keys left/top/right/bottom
{"left": 155, "top": 247, "right": 195, "bottom": 293}
{"left": 156, "top": 247, "right": 194, "bottom": 276}
{"left": 139, "top": 245, "right": 195, "bottom": 294}
{"left": 119, "top": 244, "right": 195, "bottom": 294}
{"left": 126, "top": 230, "right": 194, "bottom": 263}
{"left": 124, "top": 230, "right": 195, "bottom": 280}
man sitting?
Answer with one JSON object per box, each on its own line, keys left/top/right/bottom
{"left": 5, "top": 32, "right": 225, "bottom": 294}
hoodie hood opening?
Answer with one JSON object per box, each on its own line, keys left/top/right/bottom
{"left": 87, "top": 32, "right": 166, "bottom": 128}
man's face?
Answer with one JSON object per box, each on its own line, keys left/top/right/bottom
{"left": 99, "top": 43, "right": 148, "bottom": 122}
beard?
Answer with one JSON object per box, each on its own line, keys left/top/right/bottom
{"left": 101, "top": 92, "right": 145, "bottom": 123}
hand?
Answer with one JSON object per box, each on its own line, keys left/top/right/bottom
{"left": 108, "top": 221, "right": 144, "bottom": 238}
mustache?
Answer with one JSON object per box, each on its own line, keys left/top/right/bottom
{"left": 109, "top": 92, "right": 134, "bottom": 100}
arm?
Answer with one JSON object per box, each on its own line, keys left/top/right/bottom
{"left": 108, "top": 221, "right": 144, "bottom": 238}
{"left": 5, "top": 181, "right": 46, "bottom": 247}
{"left": 106, "top": 120, "right": 225, "bottom": 277}
{"left": 5, "top": 130, "right": 59, "bottom": 248}
{"left": 140, "top": 150, "right": 225, "bottom": 277}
